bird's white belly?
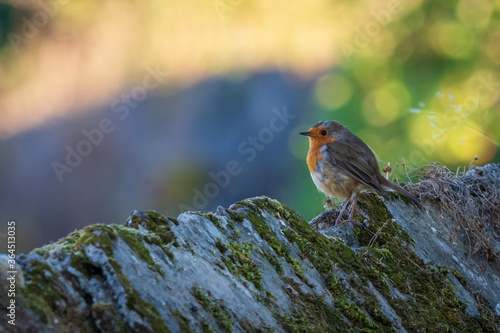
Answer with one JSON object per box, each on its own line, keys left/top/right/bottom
{"left": 310, "top": 167, "right": 355, "bottom": 199}
{"left": 311, "top": 171, "right": 329, "bottom": 194}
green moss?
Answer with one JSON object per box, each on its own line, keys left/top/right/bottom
{"left": 236, "top": 196, "right": 496, "bottom": 332}
{"left": 34, "top": 229, "right": 83, "bottom": 256}
{"left": 64, "top": 224, "right": 169, "bottom": 331}
{"left": 262, "top": 250, "right": 283, "bottom": 274}
{"left": 232, "top": 197, "right": 384, "bottom": 330}
{"left": 200, "top": 212, "right": 224, "bottom": 230}
{"left": 365, "top": 303, "right": 393, "bottom": 328}
{"left": 56, "top": 223, "right": 166, "bottom": 276}
{"left": 171, "top": 310, "right": 192, "bottom": 333}
{"left": 201, "top": 321, "right": 216, "bottom": 333}
{"left": 231, "top": 199, "right": 289, "bottom": 257}
{"left": 108, "top": 257, "right": 170, "bottom": 332}
{"left": 70, "top": 250, "right": 103, "bottom": 279}
{"left": 125, "top": 210, "right": 177, "bottom": 247}
{"left": 191, "top": 286, "right": 234, "bottom": 333}
{"left": 226, "top": 209, "right": 245, "bottom": 223}
{"left": 122, "top": 211, "right": 178, "bottom": 259}
{"left": 450, "top": 267, "right": 467, "bottom": 285}
{"left": 279, "top": 207, "right": 364, "bottom": 275}
{"left": 384, "top": 190, "right": 418, "bottom": 206}
{"left": 475, "top": 294, "right": 500, "bottom": 331}
{"left": 231, "top": 198, "right": 316, "bottom": 281}
{"left": 21, "top": 261, "right": 67, "bottom": 325}
{"left": 343, "top": 303, "right": 378, "bottom": 329}
{"left": 143, "top": 210, "right": 177, "bottom": 245}
{"left": 238, "top": 320, "right": 266, "bottom": 333}
{"left": 21, "top": 196, "right": 499, "bottom": 332}
{"left": 75, "top": 224, "right": 117, "bottom": 253}
{"left": 284, "top": 311, "right": 315, "bottom": 332}
{"left": 354, "top": 193, "right": 492, "bottom": 332}
{"left": 169, "top": 217, "right": 180, "bottom": 226}
{"left": 281, "top": 284, "right": 344, "bottom": 332}
{"left": 222, "top": 242, "right": 263, "bottom": 289}
{"left": 325, "top": 275, "right": 346, "bottom": 297}
{"left": 117, "top": 227, "right": 164, "bottom": 275}
{"left": 323, "top": 276, "right": 384, "bottom": 331}
{"left": 242, "top": 197, "right": 367, "bottom": 275}
{"left": 37, "top": 223, "right": 170, "bottom": 332}
{"left": 91, "top": 302, "right": 127, "bottom": 332}
{"left": 287, "top": 256, "right": 308, "bottom": 283}
{"left": 215, "top": 238, "right": 228, "bottom": 253}
{"left": 24, "top": 227, "right": 145, "bottom": 328}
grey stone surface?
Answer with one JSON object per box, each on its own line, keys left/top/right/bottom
{"left": 1, "top": 167, "right": 500, "bottom": 332}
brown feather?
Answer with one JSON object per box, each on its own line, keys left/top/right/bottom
{"left": 301, "top": 120, "right": 421, "bottom": 226}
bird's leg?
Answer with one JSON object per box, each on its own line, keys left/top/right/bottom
{"left": 334, "top": 197, "right": 350, "bottom": 226}
{"left": 346, "top": 192, "right": 359, "bottom": 222}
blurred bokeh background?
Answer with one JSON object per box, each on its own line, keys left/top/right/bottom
{"left": 1, "top": 0, "right": 499, "bottom": 253}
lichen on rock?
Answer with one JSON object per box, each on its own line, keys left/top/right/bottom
{"left": 2, "top": 164, "right": 500, "bottom": 332}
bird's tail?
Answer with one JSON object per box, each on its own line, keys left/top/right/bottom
{"left": 378, "top": 175, "right": 421, "bottom": 205}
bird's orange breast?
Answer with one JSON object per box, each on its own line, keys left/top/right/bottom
{"left": 306, "top": 136, "right": 336, "bottom": 173}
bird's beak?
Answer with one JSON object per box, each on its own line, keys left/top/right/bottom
{"left": 300, "top": 131, "right": 312, "bottom": 136}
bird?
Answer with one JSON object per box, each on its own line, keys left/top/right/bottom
{"left": 300, "top": 120, "right": 420, "bottom": 225}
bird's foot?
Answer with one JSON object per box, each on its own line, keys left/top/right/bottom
{"left": 334, "top": 210, "right": 352, "bottom": 225}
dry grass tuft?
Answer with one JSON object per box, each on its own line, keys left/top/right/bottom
{"left": 404, "top": 162, "right": 500, "bottom": 263}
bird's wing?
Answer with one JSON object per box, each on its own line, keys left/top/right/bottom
{"left": 324, "top": 138, "right": 385, "bottom": 192}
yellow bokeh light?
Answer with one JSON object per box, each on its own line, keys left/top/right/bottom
{"left": 360, "top": 30, "right": 396, "bottom": 64}
{"left": 352, "top": 64, "right": 389, "bottom": 89}
{"left": 456, "top": 0, "right": 493, "bottom": 27}
{"left": 436, "top": 22, "right": 474, "bottom": 58}
{"left": 409, "top": 112, "right": 437, "bottom": 142}
{"left": 410, "top": 113, "right": 497, "bottom": 164}
{"left": 487, "top": 30, "right": 500, "bottom": 64}
{"left": 363, "top": 81, "right": 409, "bottom": 126}
{"left": 463, "top": 70, "right": 500, "bottom": 110}
{"left": 434, "top": 70, "right": 500, "bottom": 123}
{"left": 314, "top": 73, "right": 353, "bottom": 110}
{"left": 443, "top": 123, "right": 497, "bottom": 164}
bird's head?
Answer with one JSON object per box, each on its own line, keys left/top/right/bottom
{"left": 299, "top": 120, "right": 347, "bottom": 144}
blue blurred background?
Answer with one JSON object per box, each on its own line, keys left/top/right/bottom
{"left": 0, "top": 0, "right": 499, "bottom": 253}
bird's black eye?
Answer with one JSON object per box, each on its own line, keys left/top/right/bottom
{"left": 321, "top": 130, "right": 327, "bottom": 136}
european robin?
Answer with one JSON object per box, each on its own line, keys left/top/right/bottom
{"left": 300, "top": 120, "right": 420, "bottom": 225}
